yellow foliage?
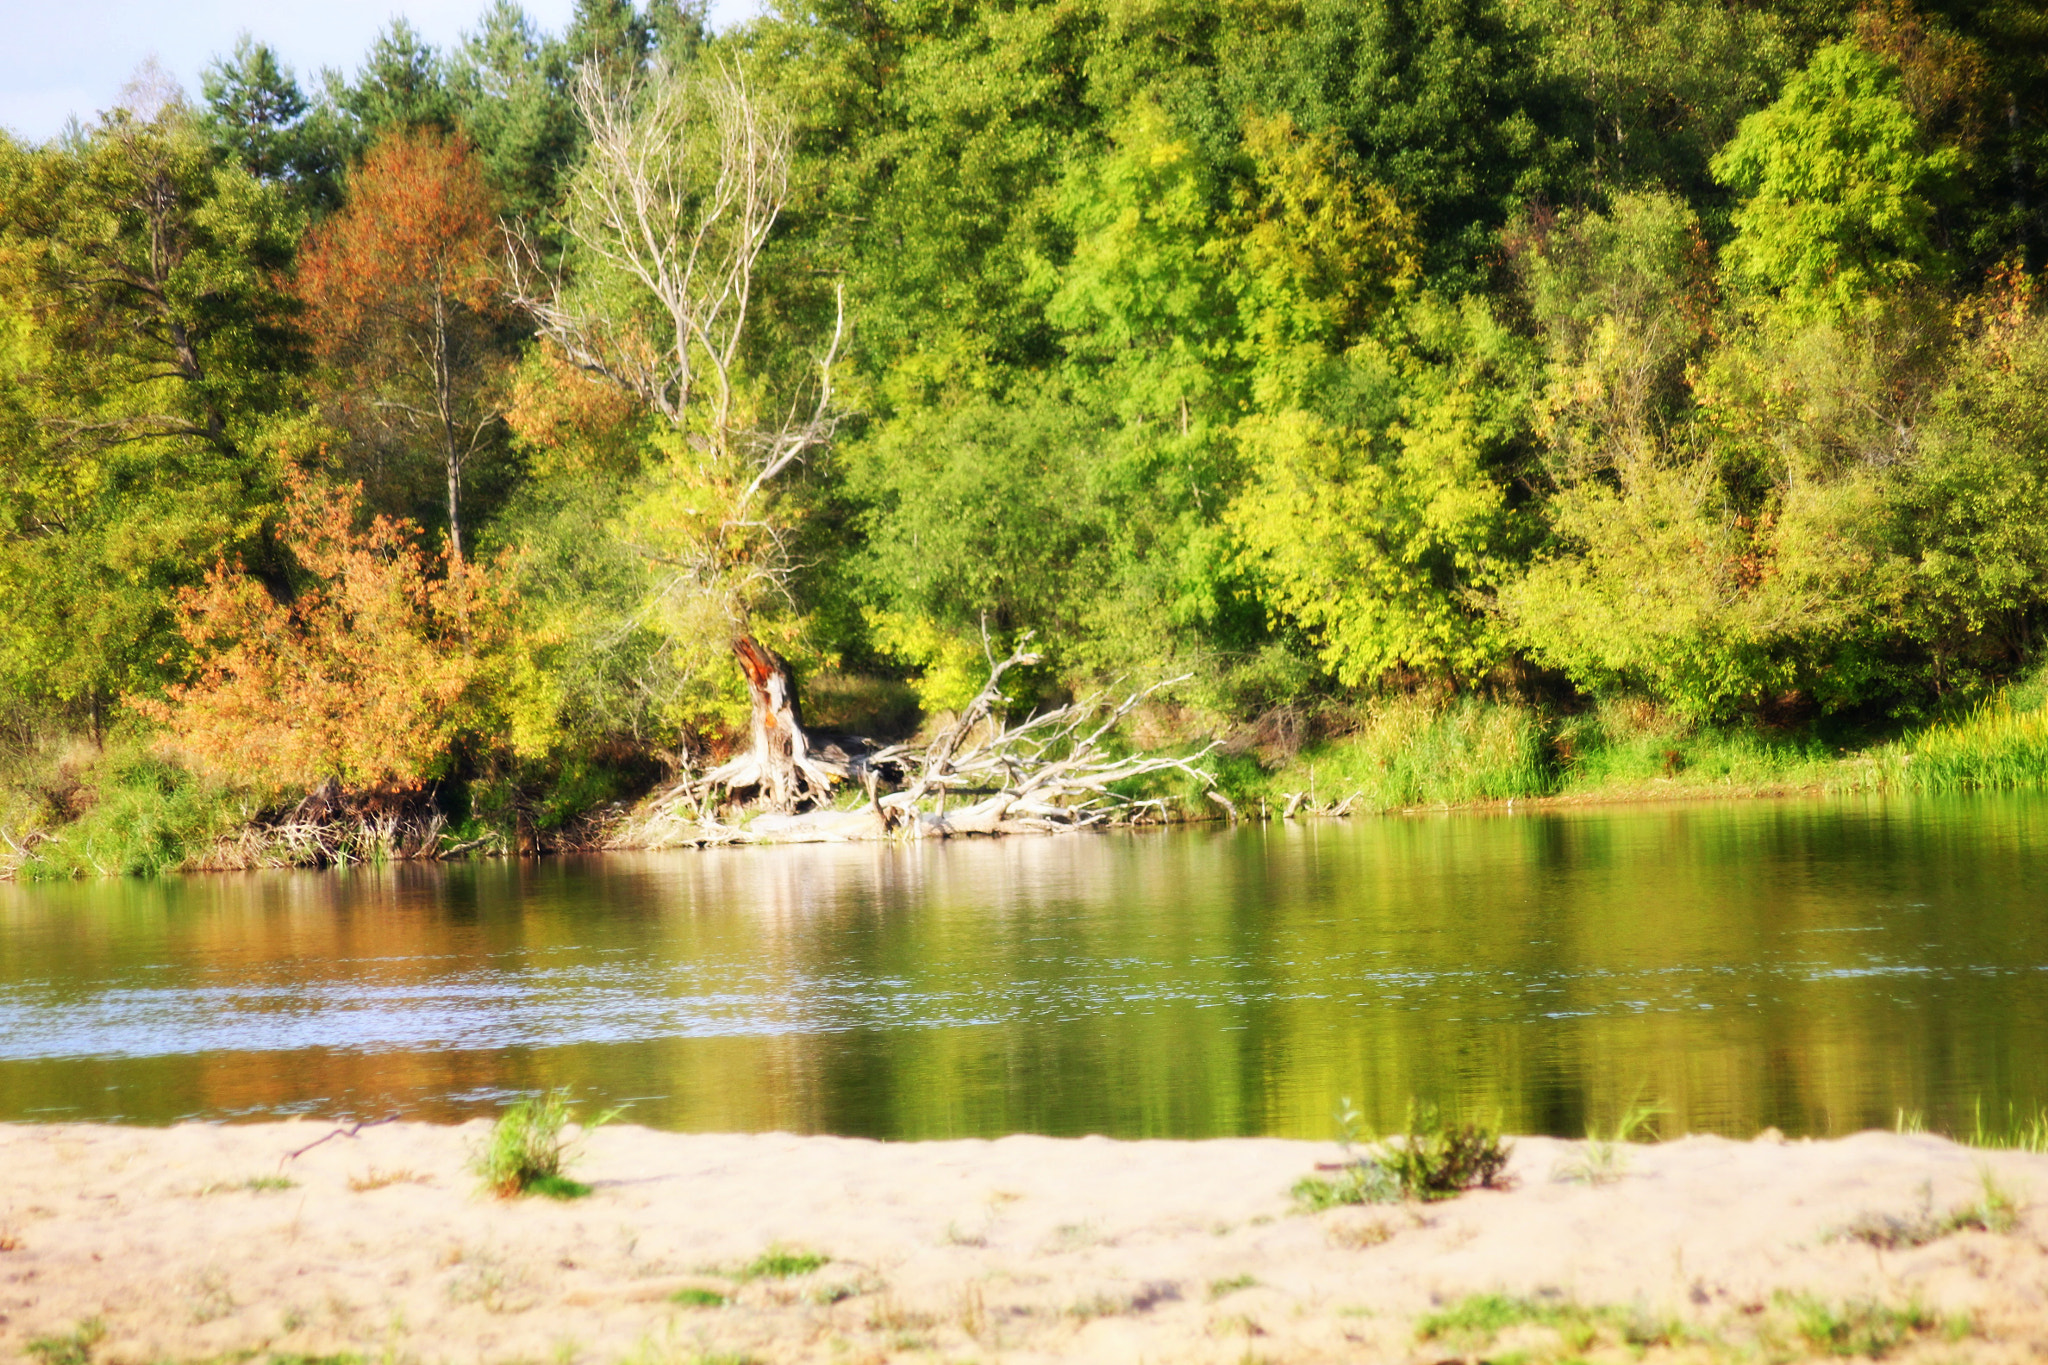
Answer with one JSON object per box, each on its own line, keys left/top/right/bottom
{"left": 505, "top": 341, "right": 648, "bottom": 478}
{"left": 1230, "top": 112, "right": 1420, "bottom": 407}
{"left": 862, "top": 610, "right": 990, "bottom": 717}
{"left": 1230, "top": 397, "right": 1508, "bottom": 686}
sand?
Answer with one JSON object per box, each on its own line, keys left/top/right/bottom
{"left": 3, "top": 1122, "right": 2047, "bottom": 1363}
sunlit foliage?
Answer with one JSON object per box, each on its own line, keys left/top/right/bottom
{"left": 7, "top": 0, "right": 2048, "bottom": 849}
{"left": 145, "top": 477, "right": 497, "bottom": 792}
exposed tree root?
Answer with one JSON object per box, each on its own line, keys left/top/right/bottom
{"left": 188, "top": 780, "right": 457, "bottom": 870}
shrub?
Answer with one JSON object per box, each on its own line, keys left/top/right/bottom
{"left": 1378, "top": 1108, "right": 1514, "bottom": 1199}
{"left": 144, "top": 475, "right": 500, "bottom": 795}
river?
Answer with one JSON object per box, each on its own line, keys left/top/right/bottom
{"left": 2, "top": 795, "right": 2044, "bottom": 1139}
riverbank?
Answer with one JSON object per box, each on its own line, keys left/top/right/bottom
{"left": 4, "top": 1122, "right": 2046, "bottom": 1363}
{"left": 1226, "top": 682, "right": 2048, "bottom": 819}
{"left": 12, "top": 668, "right": 2048, "bottom": 879}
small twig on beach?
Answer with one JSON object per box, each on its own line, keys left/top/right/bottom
{"left": 280, "top": 1114, "right": 401, "bottom": 1169}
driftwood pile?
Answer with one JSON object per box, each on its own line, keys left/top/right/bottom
{"left": 0, "top": 826, "right": 53, "bottom": 878}
{"left": 609, "top": 641, "right": 1221, "bottom": 848}
{"left": 0, "top": 780, "right": 467, "bottom": 878}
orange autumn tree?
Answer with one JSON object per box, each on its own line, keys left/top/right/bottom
{"left": 148, "top": 476, "right": 496, "bottom": 794}
{"left": 297, "top": 128, "right": 509, "bottom": 565}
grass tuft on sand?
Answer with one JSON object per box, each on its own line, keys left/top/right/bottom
{"left": 1295, "top": 1101, "right": 1511, "bottom": 1209}
{"left": 739, "top": 1246, "right": 829, "bottom": 1280}
{"left": 24, "top": 1319, "right": 104, "bottom": 1365}
{"left": 471, "top": 1088, "right": 616, "bottom": 1199}
{"left": 1778, "top": 1294, "right": 1954, "bottom": 1358}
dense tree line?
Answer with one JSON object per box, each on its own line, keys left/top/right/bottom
{"left": 4, "top": 0, "right": 2048, "bottom": 829}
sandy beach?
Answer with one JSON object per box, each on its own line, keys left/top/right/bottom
{"left": 2, "top": 1121, "right": 2046, "bottom": 1363}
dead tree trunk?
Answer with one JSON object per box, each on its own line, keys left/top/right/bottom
{"left": 737, "top": 635, "right": 804, "bottom": 810}
{"left": 702, "top": 634, "right": 843, "bottom": 813}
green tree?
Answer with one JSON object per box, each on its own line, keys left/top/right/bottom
{"left": 1910, "top": 0, "right": 2048, "bottom": 268}
{"left": 1231, "top": 296, "right": 1536, "bottom": 686}
{"left": 846, "top": 390, "right": 1114, "bottom": 653}
{"left": 1888, "top": 286, "right": 2048, "bottom": 688}
{"left": 0, "top": 108, "right": 306, "bottom": 724}
{"left": 1499, "top": 193, "right": 1956, "bottom": 719}
{"left": 1221, "top": 0, "right": 1577, "bottom": 281}
{"left": 1513, "top": 0, "right": 1798, "bottom": 203}
{"left": 492, "top": 341, "right": 677, "bottom": 760}
{"left": 1225, "top": 110, "right": 1419, "bottom": 406}
{"left": 1048, "top": 100, "right": 1235, "bottom": 428}
{"left": 448, "top": 2, "right": 580, "bottom": 225}
{"left": 327, "top": 20, "right": 456, "bottom": 141}
{"left": 1713, "top": 40, "right": 1962, "bottom": 318}
{"left": 783, "top": 0, "right": 1100, "bottom": 396}
{"left": 0, "top": 110, "right": 303, "bottom": 470}
{"left": 202, "top": 36, "right": 321, "bottom": 186}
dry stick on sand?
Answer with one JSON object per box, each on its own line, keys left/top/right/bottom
{"left": 613, "top": 634, "right": 1221, "bottom": 847}
{"left": 278, "top": 1115, "right": 402, "bottom": 1171}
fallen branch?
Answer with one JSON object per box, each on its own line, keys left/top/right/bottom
{"left": 279, "top": 1114, "right": 400, "bottom": 1170}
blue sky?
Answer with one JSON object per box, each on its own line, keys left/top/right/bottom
{"left": 0, "top": 0, "right": 765, "bottom": 142}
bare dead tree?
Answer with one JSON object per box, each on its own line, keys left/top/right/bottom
{"left": 508, "top": 58, "right": 844, "bottom": 812}
{"left": 513, "top": 62, "right": 787, "bottom": 434}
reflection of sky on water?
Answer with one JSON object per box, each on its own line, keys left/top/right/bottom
{"left": 0, "top": 953, "right": 2016, "bottom": 1059}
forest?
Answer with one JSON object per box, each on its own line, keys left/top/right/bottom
{"left": 4, "top": 0, "right": 2048, "bottom": 873}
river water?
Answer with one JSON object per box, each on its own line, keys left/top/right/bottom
{"left": 1, "top": 796, "right": 2044, "bottom": 1139}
